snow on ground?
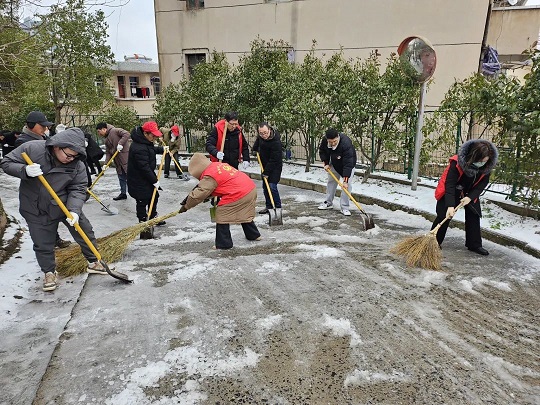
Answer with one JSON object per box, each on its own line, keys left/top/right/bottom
{"left": 0, "top": 159, "right": 539, "bottom": 404}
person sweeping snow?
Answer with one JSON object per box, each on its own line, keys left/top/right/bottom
{"left": 431, "top": 139, "right": 498, "bottom": 256}
{"left": 179, "top": 153, "right": 261, "bottom": 249}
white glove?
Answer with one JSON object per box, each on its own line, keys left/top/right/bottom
{"left": 25, "top": 163, "right": 43, "bottom": 177}
{"left": 153, "top": 181, "right": 161, "bottom": 189}
{"left": 102, "top": 165, "right": 108, "bottom": 172}
{"left": 460, "top": 196, "right": 471, "bottom": 206}
{"left": 84, "top": 140, "right": 88, "bottom": 147}
{"left": 446, "top": 206, "right": 455, "bottom": 218}
{"left": 163, "top": 146, "right": 170, "bottom": 153}
{"left": 242, "top": 161, "right": 250, "bottom": 170}
{"left": 116, "top": 144, "right": 123, "bottom": 152}
{"left": 216, "top": 151, "right": 224, "bottom": 160}
{"left": 66, "top": 212, "right": 79, "bottom": 226}
{"left": 323, "top": 164, "right": 330, "bottom": 170}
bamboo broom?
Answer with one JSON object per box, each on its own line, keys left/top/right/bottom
{"left": 55, "top": 210, "right": 180, "bottom": 277}
{"left": 390, "top": 202, "right": 465, "bottom": 270}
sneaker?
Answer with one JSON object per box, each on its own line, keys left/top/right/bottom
{"left": 259, "top": 208, "right": 269, "bottom": 214}
{"left": 87, "top": 261, "right": 110, "bottom": 275}
{"left": 113, "top": 194, "right": 127, "bottom": 201}
{"left": 318, "top": 201, "right": 333, "bottom": 210}
{"left": 43, "top": 271, "right": 58, "bottom": 292}
{"left": 164, "top": 173, "right": 169, "bottom": 178}
{"left": 156, "top": 220, "right": 166, "bottom": 226}
{"left": 55, "top": 238, "right": 72, "bottom": 249}
{"left": 341, "top": 209, "right": 351, "bottom": 216}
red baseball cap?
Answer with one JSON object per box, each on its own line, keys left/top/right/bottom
{"left": 142, "top": 121, "right": 162, "bottom": 137}
{"left": 171, "top": 125, "right": 180, "bottom": 135}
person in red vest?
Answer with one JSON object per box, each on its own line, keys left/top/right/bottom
{"left": 179, "top": 153, "right": 261, "bottom": 249}
{"left": 432, "top": 139, "right": 498, "bottom": 256}
{"left": 205, "top": 111, "right": 250, "bottom": 170}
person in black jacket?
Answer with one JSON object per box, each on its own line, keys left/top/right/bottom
{"left": 84, "top": 132, "right": 104, "bottom": 175}
{"left": 205, "top": 111, "right": 250, "bottom": 170}
{"left": 318, "top": 128, "right": 357, "bottom": 216}
{"left": 127, "top": 121, "right": 166, "bottom": 228}
{"left": 252, "top": 122, "right": 283, "bottom": 214}
{"left": 431, "top": 139, "right": 498, "bottom": 256}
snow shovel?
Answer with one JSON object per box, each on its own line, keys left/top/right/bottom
{"left": 159, "top": 139, "right": 190, "bottom": 181}
{"left": 86, "top": 188, "right": 119, "bottom": 215}
{"left": 88, "top": 150, "right": 119, "bottom": 191}
{"left": 21, "top": 152, "right": 131, "bottom": 283}
{"left": 325, "top": 167, "right": 375, "bottom": 231}
{"left": 256, "top": 152, "right": 283, "bottom": 226}
{"left": 142, "top": 149, "right": 166, "bottom": 239}
{"left": 210, "top": 123, "right": 227, "bottom": 222}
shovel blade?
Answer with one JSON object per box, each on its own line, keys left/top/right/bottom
{"left": 101, "top": 205, "right": 119, "bottom": 215}
{"left": 140, "top": 226, "right": 154, "bottom": 239}
{"left": 101, "top": 260, "right": 132, "bottom": 283}
{"left": 268, "top": 208, "right": 283, "bottom": 226}
{"left": 360, "top": 213, "right": 375, "bottom": 231}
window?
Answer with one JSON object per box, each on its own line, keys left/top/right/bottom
{"left": 95, "top": 75, "right": 104, "bottom": 89}
{"left": 117, "top": 76, "right": 126, "bottom": 98}
{"left": 129, "top": 76, "right": 139, "bottom": 97}
{"left": 186, "top": 53, "right": 206, "bottom": 76}
{"left": 187, "top": 0, "right": 204, "bottom": 10}
{"left": 151, "top": 76, "right": 161, "bottom": 96}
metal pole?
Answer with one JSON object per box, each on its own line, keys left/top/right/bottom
{"left": 411, "top": 81, "right": 427, "bottom": 190}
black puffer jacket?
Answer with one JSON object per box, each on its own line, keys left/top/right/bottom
{"left": 252, "top": 128, "right": 283, "bottom": 184}
{"left": 127, "top": 127, "right": 164, "bottom": 200}
{"left": 443, "top": 139, "right": 498, "bottom": 216}
{"left": 318, "top": 133, "right": 357, "bottom": 179}
{"left": 205, "top": 122, "right": 250, "bottom": 169}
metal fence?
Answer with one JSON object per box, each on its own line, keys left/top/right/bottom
{"left": 67, "top": 113, "right": 518, "bottom": 199}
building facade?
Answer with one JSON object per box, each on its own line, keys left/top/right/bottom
{"left": 111, "top": 54, "right": 160, "bottom": 116}
{"left": 154, "top": 0, "right": 491, "bottom": 107}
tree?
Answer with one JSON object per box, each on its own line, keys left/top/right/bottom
{"left": 34, "top": 0, "right": 114, "bottom": 123}
{"left": 234, "top": 38, "right": 293, "bottom": 132}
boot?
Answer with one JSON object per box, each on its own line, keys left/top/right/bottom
{"left": 113, "top": 193, "right": 127, "bottom": 201}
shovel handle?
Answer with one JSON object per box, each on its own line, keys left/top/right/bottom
{"left": 21, "top": 152, "right": 102, "bottom": 261}
{"left": 256, "top": 152, "right": 277, "bottom": 210}
{"left": 325, "top": 167, "right": 367, "bottom": 215}
{"left": 88, "top": 150, "right": 119, "bottom": 191}
{"left": 429, "top": 201, "right": 466, "bottom": 235}
{"left": 147, "top": 149, "right": 166, "bottom": 219}
{"left": 159, "top": 138, "right": 185, "bottom": 174}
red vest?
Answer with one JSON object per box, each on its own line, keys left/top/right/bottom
{"left": 435, "top": 155, "right": 485, "bottom": 201}
{"left": 201, "top": 162, "right": 255, "bottom": 205}
{"left": 210, "top": 119, "right": 243, "bottom": 163}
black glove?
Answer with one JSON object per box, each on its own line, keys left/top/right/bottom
{"left": 180, "top": 196, "right": 188, "bottom": 206}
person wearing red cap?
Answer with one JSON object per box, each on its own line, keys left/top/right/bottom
{"left": 127, "top": 121, "right": 167, "bottom": 235}
{"left": 96, "top": 121, "right": 131, "bottom": 200}
{"left": 160, "top": 124, "right": 184, "bottom": 179}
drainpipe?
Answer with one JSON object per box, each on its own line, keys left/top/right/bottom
{"left": 478, "top": 0, "right": 493, "bottom": 73}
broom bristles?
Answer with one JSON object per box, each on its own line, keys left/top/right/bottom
{"left": 55, "top": 210, "right": 180, "bottom": 277}
{"left": 391, "top": 232, "right": 443, "bottom": 271}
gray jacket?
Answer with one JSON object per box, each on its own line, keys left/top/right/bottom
{"left": 0, "top": 128, "right": 88, "bottom": 224}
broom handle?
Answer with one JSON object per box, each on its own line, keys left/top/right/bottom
{"left": 429, "top": 201, "right": 466, "bottom": 235}
{"left": 325, "top": 167, "right": 368, "bottom": 215}
{"left": 88, "top": 150, "right": 119, "bottom": 191}
{"left": 256, "top": 152, "right": 277, "bottom": 210}
{"left": 21, "top": 152, "right": 102, "bottom": 261}
{"left": 159, "top": 138, "right": 185, "bottom": 174}
{"left": 212, "top": 122, "right": 227, "bottom": 207}
{"left": 147, "top": 149, "right": 167, "bottom": 219}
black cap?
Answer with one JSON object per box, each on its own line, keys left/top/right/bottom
{"left": 26, "top": 111, "right": 53, "bottom": 127}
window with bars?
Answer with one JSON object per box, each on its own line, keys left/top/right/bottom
{"left": 187, "top": 0, "right": 204, "bottom": 10}
{"left": 186, "top": 53, "right": 207, "bottom": 77}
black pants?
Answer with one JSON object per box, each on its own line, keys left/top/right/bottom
{"left": 87, "top": 157, "right": 102, "bottom": 174}
{"left": 136, "top": 196, "right": 159, "bottom": 221}
{"left": 431, "top": 198, "right": 482, "bottom": 249}
{"left": 215, "top": 222, "right": 260, "bottom": 249}
{"left": 164, "top": 152, "right": 181, "bottom": 176}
